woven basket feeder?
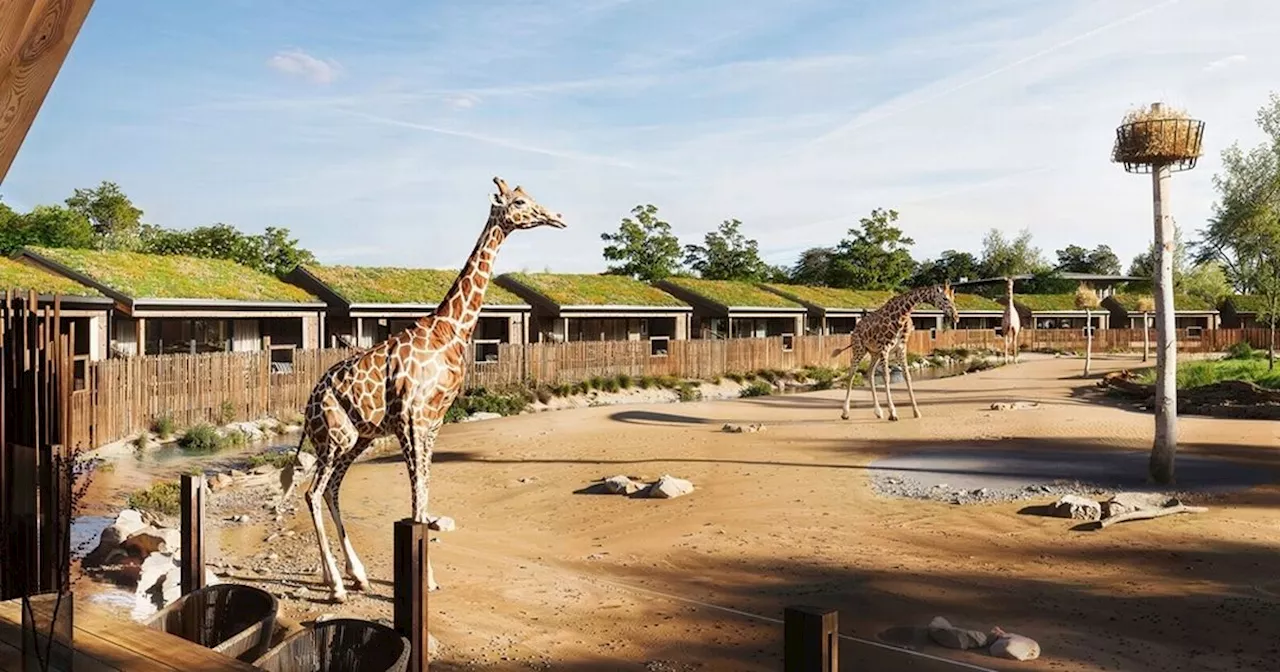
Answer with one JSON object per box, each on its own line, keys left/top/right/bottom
{"left": 1111, "top": 104, "right": 1205, "bottom": 173}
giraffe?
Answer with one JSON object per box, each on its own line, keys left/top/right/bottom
{"left": 279, "top": 176, "right": 564, "bottom": 603}
{"left": 1001, "top": 277, "right": 1022, "bottom": 363}
{"left": 831, "top": 283, "right": 959, "bottom": 421}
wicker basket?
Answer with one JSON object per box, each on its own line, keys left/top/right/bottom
{"left": 1111, "top": 105, "right": 1205, "bottom": 173}
{"left": 251, "top": 618, "right": 411, "bottom": 672}
{"left": 144, "top": 583, "right": 278, "bottom": 663}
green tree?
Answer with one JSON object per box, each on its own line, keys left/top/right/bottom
{"left": 826, "top": 208, "right": 917, "bottom": 290}
{"left": 683, "top": 219, "right": 771, "bottom": 281}
{"left": 601, "top": 204, "right": 683, "bottom": 282}
{"left": 64, "top": 181, "right": 144, "bottom": 250}
{"left": 1055, "top": 244, "right": 1122, "bottom": 275}
{"left": 979, "top": 228, "right": 1045, "bottom": 278}
{"left": 1128, "top": 226, "right": 1188, "bottom": 292}
{"left": 789, "top": 246, "right": 836, "bottom": 286}
{"left": 909, "top": 250, "right": 979, "bottom": 287}
{"left": 1180, "top": 261, "right": 1233, "bottom": 307}
{"left": 252, "top": 226, "right": 316, "bottom": 276}
{"left": 0, "top": 204, "right": 95, "bottom": 254}
{"left": 141, "top": 223, "right": 315, "bottom": 277}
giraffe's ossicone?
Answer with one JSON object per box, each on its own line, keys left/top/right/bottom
{"left": 280, "top": 176, "right": 565, "bottom": 603}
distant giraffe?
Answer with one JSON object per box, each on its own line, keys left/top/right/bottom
{"left": 280, "top": 177, "right": 565, "bottom": 603}
{"left": 1002, "top": 277, "right": 1022, "bottom": 363}
{"left": 832, "top": 284, "right": 960, "bottom": 421}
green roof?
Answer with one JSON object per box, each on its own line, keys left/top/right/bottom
{"left": 0, "top": 257, "right": 102, "bottom": 298}
{"left": 663, "top": 277, "right": 803, "bottom": 310}
{"left": 502, "top": 273, "right": 688, "bottom": 308}
{"left": 302, "top": 265, "right": 526, "bottom": 306}
{"left": 947, "top": 293, "right": 1004, "bottom": 312}
{"left": 1224, "top": 295, "right": 1269, "bottom": 313}
{"left": 1012, "top": 294, "right": 1083, "bottom": 312}
{"left": 763, "top": 284, "right": 893, "bottom": 310}
{"left": 1110, "top": 293, "right": 1213, "bottom": 312}
{"left": 27, "top": 247, "right": 318, "bottom": 303}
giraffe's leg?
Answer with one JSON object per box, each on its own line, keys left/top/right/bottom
{"left": 398, "top": 418, "right": 442, "bottom": 592}
{"left": 305, "top": 456, "right": 347, "bottom": 603}
{"left": 901, "top": 346, "right": 921, "bottom": 419}
{"left": 867, "top": 352, "right": 884, "bottom": 420}
{"left": 324, "top": 437, "right": 374, "bottom": 592}
{"left": 880, "top": 354, "right": 899, "bottom": 421}
{"left": 840, "top": 349, "right": 863, "bottom": 421}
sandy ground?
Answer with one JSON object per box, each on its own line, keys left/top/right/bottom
{"left": 205, "top": 354, "right": 1280, "bottom": 671}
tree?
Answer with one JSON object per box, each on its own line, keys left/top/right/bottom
{"left": 910, "top": 250, "right": 979, "bottom": 287}
{"left": 601, "top": 204, "right": 683, "bottom": 282}
{"left": 0, "top": 204, "right": 94, "bottom": 254}
{"left": 1055, "top": 244, "right": 1122, "bottom": 275}
{"left": 141, "top": 223, "right": 315, "bottom": 277}
{"left": 789, "top": 247, "right": 836, "bottom": 286}
{"left": 826, "top": 208, "right": 917, "bottom": 290}
{"left": 64, "top": 181, "right": 144, "bottom": 250}
{"left": 1128, "top": 226, "right": 1188, "bottom": 292}
{"left": 1074, "top": 286, "right": 1100, "bottom": 376}
{"left": 683, "top": 219, "right": 771, "bottom": 281}
{"left": 979, "top": 228, "right": 1046, "bottom": 278}
{"left": 1180, "top": 261, "right": 1233, "bottom": 307}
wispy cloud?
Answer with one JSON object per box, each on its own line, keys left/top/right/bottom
{"left": 267, "top": 48, "right": 342, "bottom": 85}
{"left": 1204, "top": 54, "right": 1247, "bottom": 72}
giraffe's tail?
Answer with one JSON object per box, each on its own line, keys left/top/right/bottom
{"left": 277, "top": 434, "right": 313, "bottom": 511}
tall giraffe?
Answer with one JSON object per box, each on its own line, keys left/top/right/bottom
{"left": 1001, "top": 277, "right": 1022, "bottom": 363}
{"left": 831, "top": 283, "right": 959, "bottom": 421}
{"left": 281, "top": 177, "right": 564, "bottom": 603}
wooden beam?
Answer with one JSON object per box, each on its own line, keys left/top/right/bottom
{"left": 0, "top": 0, "right": 96, "bottom": 184}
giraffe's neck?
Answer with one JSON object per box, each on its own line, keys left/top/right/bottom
{"left": 878, "top": 286, "right": 937, "bottom": 328}
{"left": 418, "top": 216, "right": 507, "bottom": 344}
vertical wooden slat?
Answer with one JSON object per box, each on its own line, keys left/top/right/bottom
{"left": 394, "top": 518, "right": 430, "bottom": 672}
{"left": 784, "top": 606, "right": 838, "bottom": 672}
{"left": 179, "top": 473, "right": 206, "bottom": 596}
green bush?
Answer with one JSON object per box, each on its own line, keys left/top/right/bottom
{"left": 225, "top": 429, "right": 247, "bottom": 448}
{"left": 1225, "top": 341, "right": 1264, "bottom": 360}
{"left": 151, "top": 415, "right": 176, "bottom": 440}
{"left": 534, "top": 385, "right": 554, "bottom": 404}
{"left": 725, "top": 372, "right": 745, "bottom": 384}
{"left": 178, "top": 424, "right": 225, "bottom": 453}
{"left": 127, "top": 481, "right": 181, "bottom": 516}
{"left": 617, "top": 373, "right": 633, "bottom": 389}
{"left": 218, "top": 400, "right": 236, "bottom": 425}
{"left": 801, "top": 366, "right": 839, "bottom": 390}
{"left": 739, "top": 381, "right": 774, "bottom": 398}
{"left": 677, "top": 382, "right": 701, "bottom": 402}
{"left": 247, "top": 449, "right": 297, "bottom": 470}
{"left": 444, "top": 387, "right": 533, "bottom": 423}
{"left": 603, "top": 378, "right": 621, "bottom": 393}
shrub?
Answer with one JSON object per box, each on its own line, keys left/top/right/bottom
{"left": 603, "top": 378, "right": 621, "bottom": 393}
{"left": 534, "top": 386, "right": 554, "bottom": 404}
{"left": 588, "top": 375, "right": 606, "bottom": 391}
{"left": 637, "top": 376, "right": 654, "bottom": 389}
{"left": 617, "top": 373, "right": 633, "bottom": 389}
{"left": 725, "top": 372, "right": 745, "bottom": 384}
{"left": 132, "top": 433, "right": 151, "bottom": 452}
{"left": 225, "top": 429, "right": 247, "bottom": 448}
{"left": 151, "top": 415, "right": 176, "bottom": 440}
{"left": 740, "top": 381, "right": 774, "bottom": 398}
{"left": 127, "top": 481, "right": 181, "bottom": 516}
{"left": 178, "top": 424, "right": 225, "bottom": 453}
{"left": 756, "top": 369, "right": 778, "bottom": 383}
{"left": 965, "top": 358, "right": 996, "bottom": 373}
{"left": 677, "top": 382, "right": 701, "bottom": 402}
{"left": 218, "top": 400, "right": 236, "bottom": 425}
{"left": 802, "top": 366, "right": 838, "bottom": 390}
{"left": 275, "top": 411, "right": 306, "bottom": 426}
{"left": 1226, "top": 341, "right": 1263, "bottom": 360}
{"left": 444, "top": 387, "right": 533, "bottom": 423}
{"left": 247, "top": 449, "right": 296, "bottom": 470}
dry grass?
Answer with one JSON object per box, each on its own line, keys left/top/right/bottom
{"left": 1113, "top": 104, "right": 1203, "bottom": 164}
{"left": 1074, "top": 286, "right": 1100, "bottom": 310}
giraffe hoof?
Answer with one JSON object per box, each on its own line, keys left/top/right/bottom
{"left": 840, "top": 413, "right": 849, "bottom": 421}
{"left": 330, "top": 591, "right": 348, "bottom": 604}
{"left": 351, "top": 578, "right": 372, "bottom": 592}
{"left": 888, "top": 415, "right": 899, "bottom": 422}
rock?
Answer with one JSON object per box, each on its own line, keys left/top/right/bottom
{"left": 230, "top": 470, "right": 248, "bottom": 479}
{"left": 267, "top": 553, "right": 279, "bottom": 562}
{"left": 428, "top": 633, "right": 440, "bottom": 658}
{"left": 721, "top": 424, "right": 744, "bottom": 433}
{"left": 284, "top": 530, "right": 297, "bottom": 538}
{"left": 228, "top": 514, "right": 249, "bottom": 523}
{"left": 927, "top": 616, "right": 991, "bottom": 650}
{"left": 427, "top": 516, "right": 456, "bottom": 532}
{"left": 296, "top": 450, "right": 316, "bottom": 471}
{"left": 990, "top": 628, "right": 1040, "bottom": 661}
{"left": 462, "top": 411, "right": 504, "bottom": 423}
{"left": 648, "top": 475, "right": 694, "bottom": 499}
{"left": 603, "top": 475, "right": 642, "bottom": 495}
{"left": 132, "top": 553, "right": 180, "bottom": 620}
{"left": 83, "top": 509, "right": 147, "bottom": 567}
{"left": 251, "top": 464, "right": 275, "bottom": 475}
{"left": 1102, "top": 492, "right": 1177, "bottom": 519}
{"left": 122, "top": 526, "right": 181, "bottom": 556}
{"left": 205, "top": 568, "right": 220, "bottom": 587}
{"left": 721, "top": 423, "right": 765, "bottom": 434}
{"left": 208, "top": 472, "right": 234, "bottom": 491}
{"left": 265, "top": 533, "right": 280, "bottom": 543}
{"left": 990, "top": 401, "right": 1040, "bottom": 411}
{"left": 1049, "top": 495, "right": 1101, "bottom": 521}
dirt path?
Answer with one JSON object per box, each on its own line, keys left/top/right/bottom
{"left": 212, "top": 355, "right": 1280, "bottom": 671}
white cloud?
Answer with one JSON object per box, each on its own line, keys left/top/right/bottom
{"left": 1204, "top": 54, "right": 1247, "bottom": 72}
{"left": 267, "top": 48, "right": 341, "bottom": 85}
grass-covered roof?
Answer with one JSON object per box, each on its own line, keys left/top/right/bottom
{"left": 501, "top": 273, "right": 688, "bottom": 308}
{"left": 0, "top": 257, "right": 102, "bottom": 297}
{"left": 1109, "top": 293, "right": 1214, "bottom": 312}
{"left": 664, "top": 277, "right": 803, "bottom": 310}
{"left": 303, "top": 265, "right": 526, "bottom": 306}
{"left": 1012, "top": 293, "right": 1085, "bottom": 312}
{"left": 27, "top": 247, "right": 318, "bottom": 303}
{"left": 763, "top": 284, "right": 892, "bottom": 310}
{"left": 1223, "top": 295, "right": 1271, "bottom": 313}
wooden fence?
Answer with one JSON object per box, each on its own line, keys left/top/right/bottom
{"left": 67, "top": 328, "right": 1272, "bottom": 450}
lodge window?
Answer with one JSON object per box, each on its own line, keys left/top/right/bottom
{"left": 650, "top": 336, "right": 670, "bottom": 357}
{"left": 781, "top": 333, "right": 795, "bottom": 352}
{"left": 475, "top": 340, "right": 501, "bottom": 364}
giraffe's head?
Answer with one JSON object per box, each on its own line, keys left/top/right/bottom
{"left": 489, "top": 177, "right": 565, "bottom": 231}
{"left": 928, "top": 281, "right": 960, "bottom": 328}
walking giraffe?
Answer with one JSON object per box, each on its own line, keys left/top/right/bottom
{"left": 831, "top": 283, "right": 960, "bottom": 421}
{"left": 1001, "top": 277, "right": 1022, "bottom": 363}
{"left": 280, "top": 177, "right": 564, "bottom": 602}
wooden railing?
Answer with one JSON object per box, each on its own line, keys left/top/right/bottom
{"left": 67, "top": 328, "right": 1272, "bottom": 450}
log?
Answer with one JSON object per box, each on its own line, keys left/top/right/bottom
{"left": 1098, "top": 504, "right": 1207, "bottom": 528}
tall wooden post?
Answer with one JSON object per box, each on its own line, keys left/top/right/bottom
{"left": 1150, "top": 153, "right": 1178, "bottom": 483}
{"left": 394, "top": 519, "right": 430, "bottom": 672}
{"left": 784, "top": 606, "right": 838, "bottom": 672}
{"left": 179, "top": 474, "right": 206, "bottom": 595}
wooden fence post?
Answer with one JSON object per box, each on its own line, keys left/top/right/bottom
{"left": 179, "top": 474, "right": 206, "bottom": 596}
{"left": 394, "top": 518, "right": 430, "bottom": 672}
{"left": 784, "top": 606, "right": 838, "bottom": 672}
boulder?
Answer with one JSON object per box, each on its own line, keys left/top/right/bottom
{"left": 603, "top": 475, "right": 642, "bottom": 495}
{"left": 721, "top": 423, "right": 766, "bottom": 434}
{"left": 427, "top": 516, "right": 456, "bottom": 532}
{"left": 462, "top": 412, "right": 504, "bottom": 423}
{"left": 990, "top": 628, "right": 1040, "bottom": 661}
{"left": 121, "top": 526, "right": 181, "bottom": 556}
{"left": 648, "top": 475, "right": 694, "bottom": 499}
{"left": 989, "top": 401, "right": 1040, "bottom": 411}
{"left": 1102, "top": 492, "right": 1177, "bottom": 519}
{"left": 208, "top": 472, "right": 234, "bottom": 491}
{"left": 251, "top": 464, "right": 275, "bottom": 475}
{"left": 927, "top": 616, "right": 991, "bottom": 650}
{"left": 82, "top": 509, "right": 147, "bottom": 567}
{"left": 1049, "top": 495, "right": 1101, "bottom": 521}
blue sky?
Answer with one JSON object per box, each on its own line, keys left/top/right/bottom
{"left": 5, "top": 0, "right": 1279, "bottom": 275}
